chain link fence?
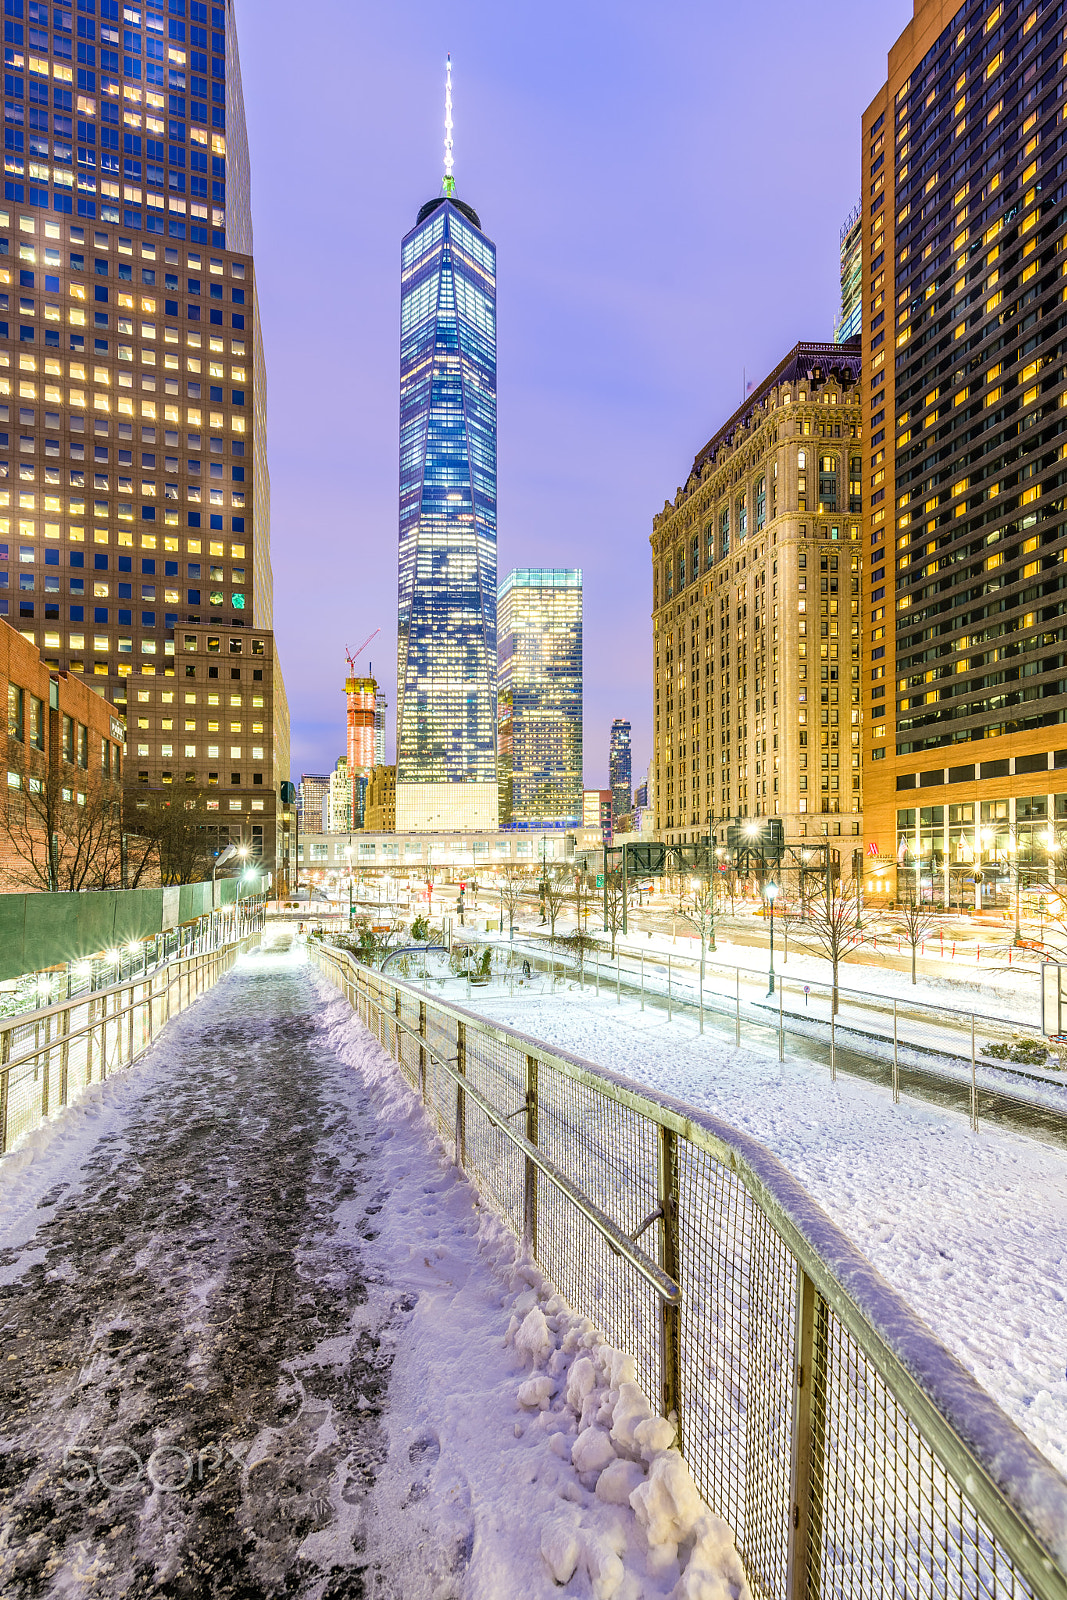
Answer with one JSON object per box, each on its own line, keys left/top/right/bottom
{"left": 310, "top": 938, "right": 1067, "bottom": 1600}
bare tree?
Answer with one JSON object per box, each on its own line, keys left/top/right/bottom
{"left": 568, "top": 870, "right": 596, "bottom": 937}
{"left": 679, "top": 875, "right": 717, "bottom": 982}
{"left": 125, "top": 788, "right": 219, "bottom": 886}
{"left": 541, "top": 863, "right": 571, "bottom": 944}
{"left": 897, "top": 888, "right": 941, "bottom": 985}
{"left": 773, "top": 895, "right": 806, "bottom": 965}
{"left": 603, "top": 867, "right": 628, "bottom": 958}
{"left": 1, "top": 756, "right": 126, "bottom": 891}
{"left": 498, "top": 866, "right": 529, "bottom": 941}
{"left": 805, "top": 891, "right": 862, "bottom": 1014}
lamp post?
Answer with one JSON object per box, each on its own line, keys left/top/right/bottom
{"left": 765, "top": 880, "right": 778, "bottom": 997}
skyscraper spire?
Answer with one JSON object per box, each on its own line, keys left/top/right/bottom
{"left": 443, "top": 53, "right": 455, "bottom": 197}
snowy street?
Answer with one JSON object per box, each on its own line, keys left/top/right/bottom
{"left": 0, "top": 946, "right": 750, "bottom": 1600}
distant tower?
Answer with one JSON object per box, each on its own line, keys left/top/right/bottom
{"left": 497, "top": 569, "right": 583, "bottom": 829}
{"left": 395, "top": 57, "right": 498, "bottom": 833}
{"left": 835, "top": 205, "right": 862, "bottom": 344}
{"left": 609, "top": 720, "right": 632, "bottom": 822}
{"left": 345, "top": 663, "right": 377, "bottom": 831}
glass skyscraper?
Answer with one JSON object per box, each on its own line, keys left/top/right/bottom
{"left": 497, "top": 568, "right": 582, "bottom": 830}
{"left": 395, "top": 153, "right": 498, "bottom": 833}
{"left": 609, "top": 717, "right": 631, "bottom": 821}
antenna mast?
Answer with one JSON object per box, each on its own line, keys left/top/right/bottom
{"left": 443, "top": 53, "right": 455, "bottom": 196}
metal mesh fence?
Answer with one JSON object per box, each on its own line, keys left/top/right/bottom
{"left": 0, "top": 929, "right": 261, "bottom": 1155}
{"left": 308, "top": 940, "right": 1067, "bottom": 1600}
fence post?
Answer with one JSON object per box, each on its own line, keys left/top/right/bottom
{"left": 893, "top": 999, "right": 899, "bottom": 1104}
{"left": 59, "top": 1005, "right": 70, "bottom": 1106}
{"left": 971, "top": 1013, "right": 978, "bottom": 1132}
{"left": 667, "top": 955, "right": 672, "bottom": 1022}
{"left": 735, "top": 968, "right": 740, "bottom": 1047}
{"left": 0, "top": 1028, "right": 10, "bottom": 1155}
{"left": 394, "top": 990, "right": 402, "bottom": 1065}
{"left": 830, "top": 1006, "right": 836, "bottom": 1082}
{"left": 657, "top": 1125, "right": 681, "bottom": 1434}
{"left": 419, "top": 1000, "right": 427, "bottom": 1102}
{"left": 127, "top": 982, "right": 135, "bottom": 1065}
{"left": 455, "top": 1020, "right": 466, "bottom": 1170}
{"left": 778, "top": 979, "right": 784, "bottom": 1064}
{"left": 641, "top": 952, "right": 645, "bottom": 1012}
{"left": 41, "top": 1011, "right": 51, "bottom": 1119}
{"left": 786, "top": 1270, "right": 828, "bottom": 1600}
{"left": 524, "top": 1054, "right": 539, "bottom": 1256}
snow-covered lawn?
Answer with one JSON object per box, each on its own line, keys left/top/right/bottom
{"left": 0, "top": 947, "right": 751, "bottom": 1599}
{"left": 433, "top": 980, "right": 1067, "bottom": 1480}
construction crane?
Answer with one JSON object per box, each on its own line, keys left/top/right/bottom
{"left": 345, "top": 629, "right": 380, "bottom": 675}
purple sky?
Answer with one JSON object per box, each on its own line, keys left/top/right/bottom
{"left": 238, "top": 0, "right": 912, "bottom": 791}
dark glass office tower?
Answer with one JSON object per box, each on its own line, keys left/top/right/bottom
{"left": 0, "top": 0, "right": 291, "bottom": 876}
{"left": 396, "top": 136, "right": 498, "bottom": 833}
{"left": 863, "top": 0, "right": 1067, "bottom": 907}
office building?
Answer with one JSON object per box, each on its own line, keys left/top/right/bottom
{"left": 651, "top": 342, "right": 864, "bottom": 846}
{"left": 835, "top": 205, "right": 863, "bottom": 345}
{"left": 298, "top": 771, "right": 328, "bottom": 830}
{"left": 345, "top": 667, "right": 376, "bottom": 829}
{"left": 326, "top": 756, "right": 351, "bottom": 834}
{"left": 364, "top": 763, "right": 395, "bottom": 833}
{"left": 582, "top": 787, "right": 612, "bottom": 841}
{"left": 609, "top": 717, "right": 631, "bottom": 822}
{"left": 374, "top": 693, "right": 386, "bottom": 767}
{"left": 861, "top": 0, "right": 1067, "bottom": 905}
{"left": 497, "top": 567, "right": 582, "bottom": 829}
{"left": 395, "top": 61, "right": 498, "bottom": 834}
{"left": 0, "top": 0, "right": 291, "bottom": 871}
{"left": 125, "top": 619, "right": 290, "bottom": 875}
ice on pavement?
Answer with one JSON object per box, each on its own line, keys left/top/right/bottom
{"left": 0, "top": 944, "right": 751, "bottom": 1599}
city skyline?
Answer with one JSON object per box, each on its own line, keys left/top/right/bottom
{"left": 238, "top": 0, "right": 910, "bottom": 793}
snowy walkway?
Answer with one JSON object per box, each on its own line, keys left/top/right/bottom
{"left": 0, "top": 948, "right": 749, "bottom": 1600}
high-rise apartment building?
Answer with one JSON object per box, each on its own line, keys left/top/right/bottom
{"left": 0, "top": 0, "right": 290, "bottom": 872}
{"left": 651, "top": 343, "right": 864, "bottom": 846}
{"left": 609, "top": 717, "right": 631, "bottom": 821}
{"left": 497, "top": 567, "right": 582, "bottom": 829}
{"left": 862, "top": 0, "right": 1067, "bottom": 905}
{"left": 836, "top": 206, "right": 863, "bottom": 343}
{"left": 395, "top": 63, "right": 497, "bottom": 834}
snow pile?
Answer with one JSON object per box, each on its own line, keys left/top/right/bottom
{"left": 501, "top": 1268, "right": 750, "bottom": 1600}
{"left": 314, "top": 960, "right": 752, "bottom": 1598}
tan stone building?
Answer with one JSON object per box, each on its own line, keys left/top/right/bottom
{"left": 124, "top": 621, "right": 291, "bottom": 879}
{"left": 651, "top": 342, "right": 865, "bottom": 848}
{"left": 364, "top": 764, "right": 396, "bottom": 834}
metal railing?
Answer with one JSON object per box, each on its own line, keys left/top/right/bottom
{"left": 309, "top": 939, "right": 1067, "bottom": 1600}
{"left": 407, "top": 934, "right": 1067, "bottom": 1139}
{"left": 0, "top": 917, "right": 263, "bottom": 1154}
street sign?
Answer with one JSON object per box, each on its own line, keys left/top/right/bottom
{"left": 596, "top": 874, "right": 604, "bottom": 888}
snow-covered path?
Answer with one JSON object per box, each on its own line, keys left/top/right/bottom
{"left": 0, "top": 948, "right": 751, "bottom": 1600}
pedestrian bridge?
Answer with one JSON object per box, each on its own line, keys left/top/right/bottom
{"left": 0, "top": 930, "right": 1063, "bottom": 1599}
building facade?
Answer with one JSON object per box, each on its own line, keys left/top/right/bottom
{"left": 609, "top": 717, "right": 631, "bottom": 822}
{"left": 497, "top": 567, "right": 582, "bottom": 830}
{"left": 651, "top": 342, "right": 864, "bottom": 847}
{"left": 862, "top": 0, "right": 1067, "bottom": 905}
{"left": 298, "top": 771, "right": 328, "bottom": 830}
{"left": 836, "top": 206, "right": 863, "bottom": 344}
{"left": 124, "top": 618, "right": 290, "bottom": 876}
{"left": 364, "top": 762, "right": 395, "bottom": 833}
{"left": 395, "top": 167, "right": 498, "bottom": 834}
{"left": 0, "top": 0, "right": 289, "bottom": 854}
{"left": 2, "top": 613, "right": 124, "bottom": 888}
{"left": 582, "top": 787, "right": 612, "bottom": 839}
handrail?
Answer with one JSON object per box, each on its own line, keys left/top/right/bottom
{"left": 385, "top": 1000, "right": 679, "bottom": 1304}
{"left": 310, "top": 938, "right": 1067, "bottom": 1600}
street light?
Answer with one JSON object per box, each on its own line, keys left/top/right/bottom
{"left": 765, "top": 881, "right": 778, "bottom": 997}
